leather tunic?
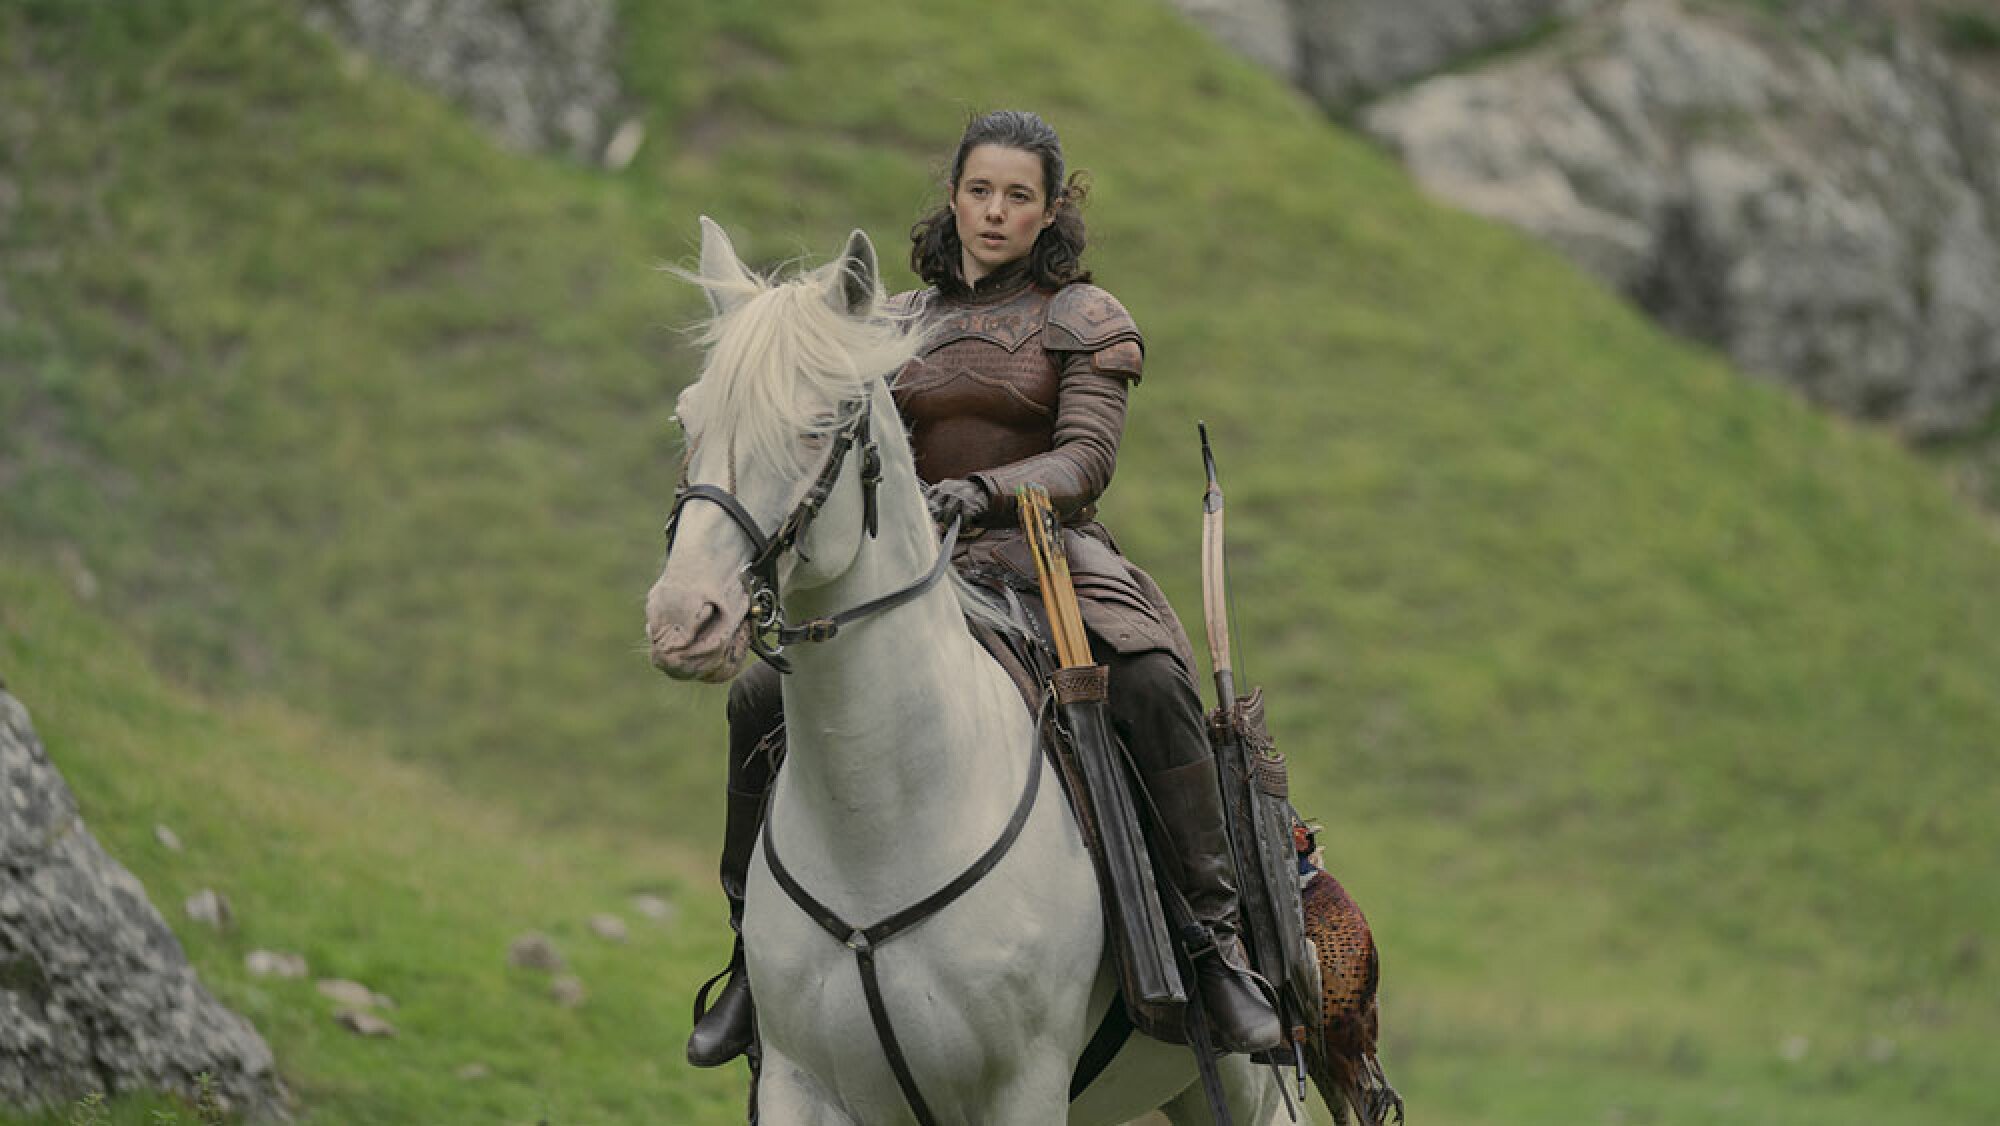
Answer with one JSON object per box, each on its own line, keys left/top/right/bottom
{"left": 888, "top": 267, "right": 1193, "bottom": 661}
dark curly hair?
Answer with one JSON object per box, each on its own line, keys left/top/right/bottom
{"left": 910, "top": 109, "right": 1092, "bottom": 293}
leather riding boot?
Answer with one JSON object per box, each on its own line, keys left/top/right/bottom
{"left": 686, "top": 784, "right": 768, "bottom": 1067}
{"left": 1144, "top": 756, "right": 1285, "bottom": 1055}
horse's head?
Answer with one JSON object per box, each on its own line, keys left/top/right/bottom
{"left": 646, "top": 218, "right": 914, "bottom": 681}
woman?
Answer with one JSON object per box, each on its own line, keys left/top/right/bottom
{"left": 686, "top": 109, "right": 1282, "bottom": 1068}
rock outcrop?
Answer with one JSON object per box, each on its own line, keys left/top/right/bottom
{"left": 1171, "top": 0, "right": 1305, "bottom": 81}
{"left": 1170, "top": 0, "right": 1598, "bottom": 107}
{"left": 1171, "top": 0, "right": 2000, "bottom": 438}
{"left": 1, "top": 688, "right": 289, "bottom": 1119}
{"left": 300, "top": 0, "right": 622, "bottom": 161}
{"left": 1364, "top": 1, "right": 2000, "bottom": 436}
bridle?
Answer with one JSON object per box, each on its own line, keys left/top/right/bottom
{"left": 663, "top": 394, "right": 959, "bottom": 673}
{"left": 668, "top": 393, "right": 1043, "bottom": 1126}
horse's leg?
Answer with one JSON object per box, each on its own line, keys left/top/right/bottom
{"left": 1157, "top": 1054, "right": 1307, "bottom": 1126}
{"left": 755, "top": 1046, "right": 857, "bottom": 1126}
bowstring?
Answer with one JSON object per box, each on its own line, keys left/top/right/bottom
{"left": 1223, "top": 532, "right": 1249, "bottom": 704}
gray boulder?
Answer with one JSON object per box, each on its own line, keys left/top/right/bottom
{"left": 1168, "top": 0, "right": 1599, "bottom": 107}
{"left": 1361, "top": 1, "right": 2000, "bottom": 436}
{"left": 1172, "top": 0, "right": 2000, "bottom": 438}
{"left": 1, "top": 689, "right": 289, "bottom": 1119}
{"left": 301, "top": 0, "right": 621, "bottom": 161}
{"left": 1296, "top": 0, "right": 1594, "bottom": 107}
{"left": 1169, "top": 0, "right": 1304, "bottom": 81}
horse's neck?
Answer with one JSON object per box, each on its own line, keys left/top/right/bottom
{"left": 771, "top": 491, "right": 1027, "bottom": 911}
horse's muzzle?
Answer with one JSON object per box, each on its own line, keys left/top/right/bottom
{"left": 647, "top": 588, "right": 755, "bottom": 682}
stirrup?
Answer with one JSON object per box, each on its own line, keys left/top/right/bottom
{"left": 691, "top": 964, "right": 735, "bottom": 1025}
{"left": 687, "top": 955, "right": 757, "bottom": 1068}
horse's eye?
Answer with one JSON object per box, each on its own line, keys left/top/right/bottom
{"left": 801, "top": 413, "right": 840, "bottom": 451}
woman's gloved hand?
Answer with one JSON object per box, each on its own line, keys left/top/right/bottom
{"left": 924, "top": 477, "right": 991, "bottom": 527}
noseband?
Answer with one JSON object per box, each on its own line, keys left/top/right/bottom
{"left": 664, "top": 396, "right": 959, "bottom": 672}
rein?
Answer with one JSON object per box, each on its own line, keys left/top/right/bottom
{"left": 664, "top": 397, "right": 958, "bottom": 672}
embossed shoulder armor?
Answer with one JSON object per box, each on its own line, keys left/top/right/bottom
{"left": 1046, "top": 284, "right": 1144, "bottom": 381}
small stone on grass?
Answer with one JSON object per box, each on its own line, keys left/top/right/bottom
{"left": 551, "top": 974, "right": 587, "bottom": 1008}
{"left": 335, "top": 1008, "right": 397, "bottom": 1038}
{"left": 602, "top": 118, "right": 645, "bottom": 171}
{"left": 509, "top": 931, "right": 565, "bottom": 971}
{"left": 184, "top": 888, "right": 232, "bottom": 929}
{"left": 245, "top": 950, "right": 308, "bottom": 979}
{"left": 318, "top": 978, "right": 393, "bottom": 1009}
{"left": 631, "top": 893, "right": 676, "bottom": 924}
{"left": 589, "top": 913, "right": 628, "bottom": 943}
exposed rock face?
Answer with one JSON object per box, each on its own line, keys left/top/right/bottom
{"left": 1298, "top": 0, "right": 1593, "bottom": 107}
{"left": 0, "top": 689, "right": 289, "bottom": 1119}
{"left": 1169, "top": 0, "right": 1595, "bottom": 106}
{"left": 300, "top": 0, "right": 621, "bottom": 161}
{"left": 1363, "top": 1, "right": 2000, "bottom": 436}
{"left": 1169, "top": 0, "right": 2000, "bottom": 438}
{"left": 1172, "top": 0, "right": 1304, "bottom": 80}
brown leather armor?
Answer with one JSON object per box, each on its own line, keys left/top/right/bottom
{"left": 889, "top": 268, "right": 1191, "bottom": 660}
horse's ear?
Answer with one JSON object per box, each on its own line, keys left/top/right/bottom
{"left": 827, "top": 228, "right": 879, "bottom": 317}
{"left": 698, "top": 215, "right": 754, "bottom": 316}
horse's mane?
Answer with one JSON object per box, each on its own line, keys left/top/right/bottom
{"left": 679, "top": 243, "right": 1026, "bottom": 639}
{"left": 681, "top": 256, "right": 921, "bottom": 476}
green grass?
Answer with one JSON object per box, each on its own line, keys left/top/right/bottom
{"left": 1938, "top": 6, "right": 2000, "bottom": 53}
{"left": 2, "top": 564, "right": 746, "bottom": 1123}
{"left": 3, "top": 0, "right": 1998, "bottom": 1122}
{"left": 59, "top": 1076, "right": 222, "bottom": 1125}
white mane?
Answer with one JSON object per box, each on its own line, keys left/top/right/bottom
{"left": 682, "top": 257, "right": 921, "bottom": 476}
{"left": 679, "top": 234, "right": 1021, "bottom": 636}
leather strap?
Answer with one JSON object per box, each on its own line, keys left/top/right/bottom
{"left": 760, "top": 721, "right": 1045, "bottom": 1125}
{"left": 855, "top": 944, "right": 936, "bottom": 1125}
{"left": 691, "top": 964, "right": 735, "bottom": 1026}
{"left": 1068, "top": 1001, "right": 1133, "bottom": 1100}
{"left": 775, "top": 518, "right": 960, "bottom": 646}
{"left": 667, "top": 482, "right": 772, "bottom": 563}
{"left": 664, "top": 400, "right": 952, "bottom": 673}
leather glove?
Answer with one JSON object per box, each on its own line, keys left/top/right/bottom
{"left": 924, "top": 477, "right": 991, "bottom": 527}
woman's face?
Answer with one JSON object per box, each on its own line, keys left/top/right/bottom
{"left": 951, "top": 143, "right": 1055, "bottom": 285}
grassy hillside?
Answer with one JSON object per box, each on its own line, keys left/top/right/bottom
{"left": 0, "top": 564, "right": 745, "bottom": 1123}
{"left": 3, "top": 0, "right": 1997, "bottom": 1123}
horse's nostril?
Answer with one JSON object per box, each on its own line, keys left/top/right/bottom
{"left": 646, "top": 586, "right": 747, "bottom": 678}
{"left": 680, "top": 598, "right": 737, "bottom": 653}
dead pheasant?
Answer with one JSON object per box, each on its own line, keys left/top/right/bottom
{"left": 1296, "top": 823, "right": 1404, "bottom": 1125}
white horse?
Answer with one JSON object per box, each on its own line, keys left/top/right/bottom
{"left": 646, "top": 217, "right": 1300, "bottom": 1126}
